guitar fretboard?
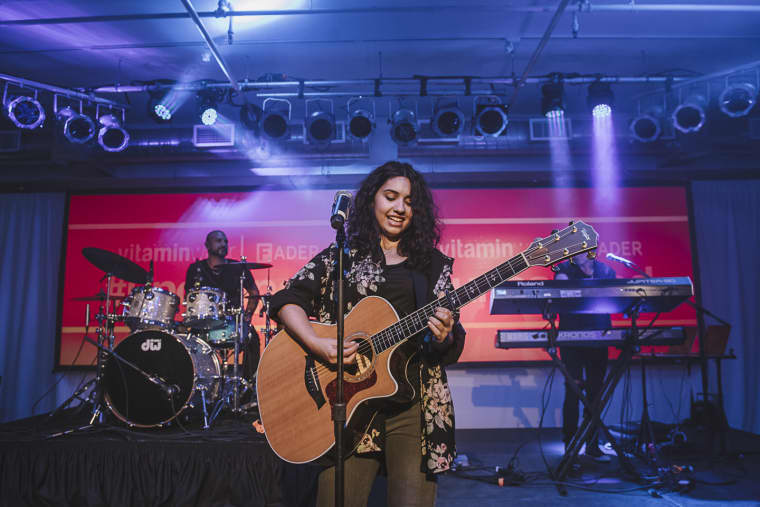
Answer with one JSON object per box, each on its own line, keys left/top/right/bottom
{"left": 370, "top": 253, "right": 530, "bottom": 353}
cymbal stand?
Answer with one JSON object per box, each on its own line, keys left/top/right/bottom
{"left": 90, "top": 272, "right": 116, "bottom": 424}
{"left": 48, "top": 274, "right": 116, "bottom": 435}
{"left": 208, "top": 257, "right": 251, "bottom": 424}
{"left": 261, "top": 292, "right": 273, "bottom": 346}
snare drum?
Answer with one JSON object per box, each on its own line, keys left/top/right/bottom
{"left": 184, "top": 286, "right": 227, "bottom": 330}
{"left": 103, "top": 329, "right": 221, "bottom": 428}
{"left": 122, "top": 286, "right": 180, "bottom": 331}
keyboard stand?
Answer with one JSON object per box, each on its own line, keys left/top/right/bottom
{"left": 542, "top": 301, "right": 643, "bottom": 495}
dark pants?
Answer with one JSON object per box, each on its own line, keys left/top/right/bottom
{"left": 316, "top": 400, "right": 437, "bottom": 507}
{"left": 561, "top": 346, "right": 608, "bottom": 445}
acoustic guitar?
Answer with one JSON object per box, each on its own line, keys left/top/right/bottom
{"left": 256, "top": 221, "right": 598, "bottom": 463}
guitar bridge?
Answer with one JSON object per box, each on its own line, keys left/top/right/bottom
{"left": 304, "top": 356, "right": 326, "bottom": 409}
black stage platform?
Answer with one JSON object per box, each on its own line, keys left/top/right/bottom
{"left": 0, "top": 409, "right": 320, "bottom": 507}
{"left": 3, "top": 409, "right": 760, "bottom": 506}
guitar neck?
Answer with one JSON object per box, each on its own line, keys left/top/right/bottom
{"left": 371, "top": 252, "right": 530, "bottom": 354}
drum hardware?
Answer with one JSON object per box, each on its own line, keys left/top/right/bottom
{"left": 122, "top": 285, "right": 180, "bottom": 331}
{"left": 183, "top": 286, "right": 228, "bottom": 330}
{"left": 99, "top": 330, "right": 221, "bottom": 429}
{"left": 259, "top": 293, "right": 275, "bottom": 346}
{"left": 203, "top": 255, "right": 256, "bottom": 425}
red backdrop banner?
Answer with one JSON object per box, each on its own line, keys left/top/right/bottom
{"left": 58, "top": 186, "right": 695, "bottom": 367}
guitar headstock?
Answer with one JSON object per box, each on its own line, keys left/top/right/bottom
{"left": 524, "top": 220, "right": 598, "bottom": 267}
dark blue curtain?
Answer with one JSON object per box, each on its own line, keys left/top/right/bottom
{"left": 691, "top": 179, "right": 760, "bottom": 434}
{"left": 0, "top": 193, "right": 66, "bottom": 422}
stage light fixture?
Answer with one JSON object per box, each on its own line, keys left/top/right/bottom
{"left": 260, "top": 112, "right": 289, "bottom": 141}
{"left": 433, "top": 106, "right": 465, "bottom": 137}
{"left": 587, "top": 81, "right": 614, "bottom": 118}
{"left": 390, "top": 109, "right": 418, "bottom": 146}
{"left": 147, "top": 96, "right": 172, "bottom": 123}
{"left": 347, "top": 109, "right": 374, "bottom": 140}
{"left": 719, "top": 83, "right": 757, "bottom": 118}
{"left": 6, "top": 95, "right": 46, "bottom": 129}
{"left": 200, "top": 105, "right": 217, "bottom": 126}
{"left": 672, "top": 95, "right": 706, "bottom": 134}
{"left": 57, "top": 106, "right": 96, "bottom": 144}
{"left": 629, "top": 114, "right": 661, "bottom": 143}
{"left": 97, "top": 113, "right": 129, "bottom": 152}
{"left": 196, "top": 90, "right": 220, "bottom": 126}
{"left": 240, "top": 103, "right": 264, "bottom": 134}
{"left": 305, "top": 110, "right": 335, "bottom": 146}
{"left": 474, "top": 104, "right": 508, "bottom": 137}
{"left": 541, "top": 81, "right": 565, "bottom": 119}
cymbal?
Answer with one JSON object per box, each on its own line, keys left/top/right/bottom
{"left": 71, "top": 293, "right": 125, "bottom": 302}
{"left": 218, "top": 261, "right": 273, "bottom": 271}
{"left": 82, "top": 247, "right": 148, "bottom": 284}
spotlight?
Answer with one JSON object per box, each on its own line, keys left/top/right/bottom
{"left": 587, "top": 81, "right": 614, "bottom": 118}
{"left": 347, "top": 109, "right": 374, "bottom": 140}
{"left": 719, "top": 83, "right": 757, "bottom": 118}
{"left": 474, "top": 104, "right": 507, "bottom": 137}
{"left": 240, "top": 103, "right": 264, "bottom": 134}
{"left": 6, "top": 95, "right": 46, "bottom": 129}
{"left": 433, "top": 106, "right": 465, "bottom": 137}
{"left": 260, "top": 111, "right": 289, "bottom": 141}
{"left": 389, "top": 109, "right": 418, "bottom": 146}
{"left": 541, "top": 81, "right": 564, "bottom": 119}
{"left": 97, "top": 114, "right": 129, "bottom": 152}
{"left": 197, "top": 92, "right": 218, "bottom": 126}
{"left": 199, "top": 105, "right": 217, "bottom": 126}
{"left": 57, "top": 106, "right": 95, "bottom": 144}
{"left": 630, "top": 114, "right": 661, "bottom": 143}
{"left": 147, "top": 96, "right": 172, "bottom": 123}
{"left": 672, "top": 96, "right": 706, "bottom": 134}
{"left": 305, "top": 111, "right": 335, "bottom": 146}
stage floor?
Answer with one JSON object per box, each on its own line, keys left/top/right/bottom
{"left": 2, "top": 409, "right": 759, "bottom": 506}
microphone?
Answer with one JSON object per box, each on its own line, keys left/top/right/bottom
{"left": 606, "top": 252, "right": 635, "bottom": 267}
{"left": 330, "top": 190, "right": 353, "bottom": 230}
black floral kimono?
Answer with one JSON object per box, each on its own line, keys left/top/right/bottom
{"left": 269, "top": 244, "right": 466, "bottom": 475}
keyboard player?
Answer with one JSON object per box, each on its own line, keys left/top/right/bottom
{"left": 554, "top": 252, "right": 616, "bottom": 463}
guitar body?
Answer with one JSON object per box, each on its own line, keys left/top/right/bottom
{"left": 256, "top": 296, "right": 416, "bottom": 464}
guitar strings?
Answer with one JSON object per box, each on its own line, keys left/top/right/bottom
{"left": 307, "top": 226, "right": 588, "bottom": 377}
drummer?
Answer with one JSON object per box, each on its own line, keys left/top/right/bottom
{"left": 185, "top": 230, "right": 261, "bottom": 371}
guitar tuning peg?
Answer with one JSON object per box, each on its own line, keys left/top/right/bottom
{"left": 586, "top": 251, "right": 596, "bottom": 259}
{"left": 551, "top": 229, "right": 558, "bottom": 234}
{"left": 550, "top": 265, "right": 560, "bottom": 273}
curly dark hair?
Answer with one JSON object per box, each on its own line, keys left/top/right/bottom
{"left": 347, "top": 161, "right": 441, "bottom": 269}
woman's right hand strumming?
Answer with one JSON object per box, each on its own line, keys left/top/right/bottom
{"left": 277, "top": 304, "right": 359, "bottom": 365}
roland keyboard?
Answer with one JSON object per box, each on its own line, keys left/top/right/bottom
{"left": 495, "top": 326, "right": 687, "bottom": 349}
{"left": 489, "top": 277, "right": 693, "bottom": 315}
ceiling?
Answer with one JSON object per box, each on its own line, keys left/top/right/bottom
{"left": 1, "top": 0, "right": 759, "bottom": 187}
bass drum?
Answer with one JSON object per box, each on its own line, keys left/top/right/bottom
{"left": 103, "top": 329, "right": 221, "bottom": 428}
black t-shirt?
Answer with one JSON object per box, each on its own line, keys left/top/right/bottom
{"left": 376, "top": 260, "right": 416, "bottom": 319}
{"left": 554, "top": 259, "right": 616, "bottom": 331}
{"left": 185, "top": 258, "right": 257, "bottom": 309}
{"left": 376, "top": 260, "right": 421, "bottom": 396}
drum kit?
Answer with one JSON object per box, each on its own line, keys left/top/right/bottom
{"left": 66, "top": 247, "right": 273, "bottom": 430}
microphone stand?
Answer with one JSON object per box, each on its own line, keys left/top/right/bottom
{"left": 332, "top": 225, "right": 347, "bottom": 507}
